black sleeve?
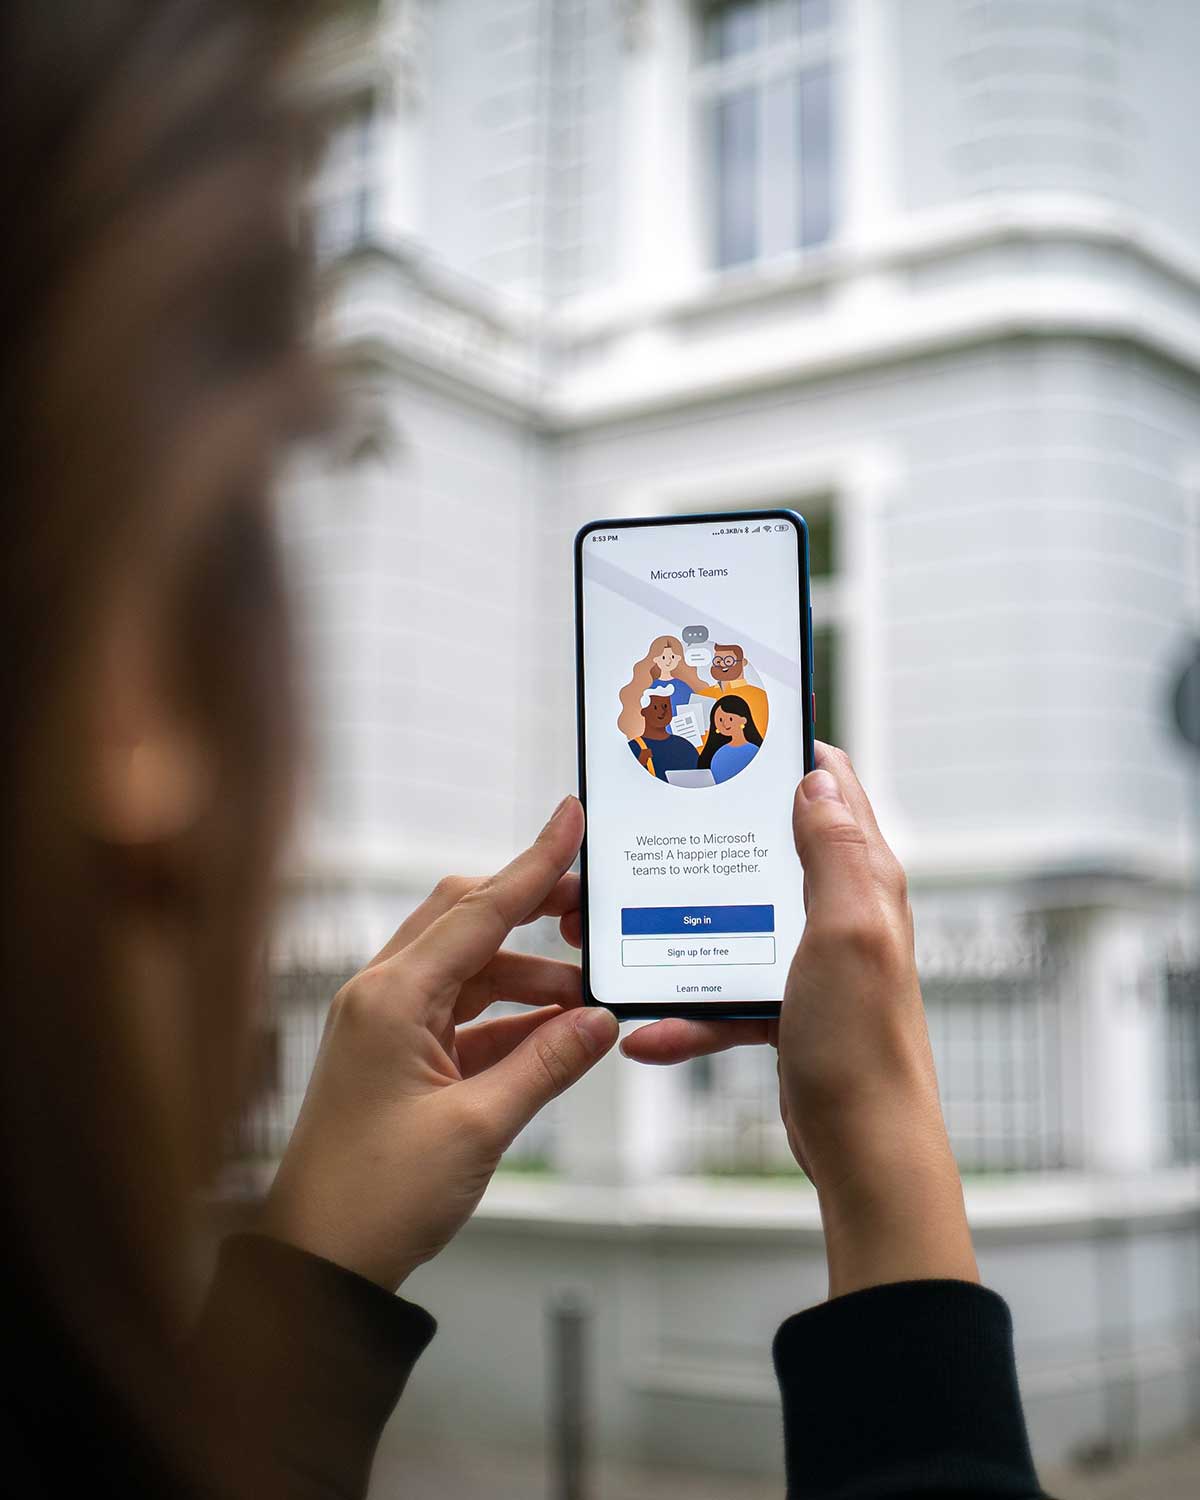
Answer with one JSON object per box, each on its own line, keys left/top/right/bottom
{"left": 773, "top": 1280, "right": 1047, "bottom": 1499}
{"left": 193, "top": 1233, "right": 436, "bottom": 1500}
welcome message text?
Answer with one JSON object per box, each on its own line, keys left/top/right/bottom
{"left": 622, "top": 829, "right": 769, "bottom": 877}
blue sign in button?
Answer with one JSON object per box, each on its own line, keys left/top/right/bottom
{"left": 621, "top": 905, "right": 775, "bottom": 936}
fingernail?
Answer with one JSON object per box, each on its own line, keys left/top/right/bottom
{"left": 546, "top": 795, "right": 574, "bottom": 826}
{"left": 576, "top": 1006, "right": 618, "bottom": 1053}
{"left": 802, "top": 769, "right": 843, "bottom": 803}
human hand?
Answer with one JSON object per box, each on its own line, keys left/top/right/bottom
{"left": 620, "top": 745, "right": 977, "bottom": 1299}
{"left": 260, "top": 797, "right": 618, "bottom": 1292}
{"left": 638, "top": 745, "right": 653, "bottom": 768}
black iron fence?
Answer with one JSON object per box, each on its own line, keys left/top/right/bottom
{"left": 233, "top": 964, "right": 345, "bottom": 1163}
{"left": 233, "top": 965, "right": 563, "bottom": 1169}
{"left": 233, "top": 932, "right": 1199, "bottom": 1180}
{"left": 1167, "top": 963, "right": 1200, "bottom": 1164}
{"left": 916, "top": 923, "right": 1066, "bottom": 1173}
{"left": 681, "top": 924, "right": 1067, "bottom": 1176}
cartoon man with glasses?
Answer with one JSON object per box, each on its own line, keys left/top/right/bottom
{"left": 695, "top": 642, "right": 769, "bottom": 738}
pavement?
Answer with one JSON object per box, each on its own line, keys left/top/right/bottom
{"left": 373, "top": 1437, "right": 1200, "bottom": 1499}
{"left": 1045, "top": 1439, "right": 1200, "bottom": 1500}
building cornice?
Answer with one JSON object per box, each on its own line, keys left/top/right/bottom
{"left": 464, "top": 1168, "right": 1200, "bottom": 1243}
{"left": 319, "top": 195, "right": 1200, "bottom": 428}
{"left": 557, "top": 193, "right": 1200, "bottom": 339}
{"left": 294, "top": 0, "right": 431, "bottom": 109}
{"left": 319, "top": 242, "right": 547, "bottom": 421}
{"left": 547, "top": 272, "right": 1200, "bottom": 429}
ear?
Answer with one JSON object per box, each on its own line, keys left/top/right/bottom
{"left": 80, "top": 589, "right": 211, "bottom": 846}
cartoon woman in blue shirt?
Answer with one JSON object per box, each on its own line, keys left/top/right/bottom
{"left": 696, "top": 695, "right": 764, "bottom": 784}
{"left": 617, "top": 636, "right": 707, "bottom": 739}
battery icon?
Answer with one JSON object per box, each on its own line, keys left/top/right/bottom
{"left": 775, "top": 523, "right": 788, "bottom": 531}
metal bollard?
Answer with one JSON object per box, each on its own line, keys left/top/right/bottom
{"left": 549, "top": 1293, "right": 590, "bottom": 1500}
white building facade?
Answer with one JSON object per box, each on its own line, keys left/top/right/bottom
{"left": 268, "top": 0, "right": 1200, "bottom": 1477}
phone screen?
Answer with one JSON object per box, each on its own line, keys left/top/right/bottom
{"left": 576, "top": 512, "right": 813, "bottom": 1015}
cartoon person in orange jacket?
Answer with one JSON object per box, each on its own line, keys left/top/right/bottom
{"left": 693, "top": 642, "right": 768, "bottom": 737}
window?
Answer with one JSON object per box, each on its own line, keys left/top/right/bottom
{"left": 806, "top": 505, "right": 842, "bottom": 748}
{"left": 312, "top": 95, "right": 380, "bottom": 260}
{"left": 696, "top": 0, "right": 836, "bottom": 269}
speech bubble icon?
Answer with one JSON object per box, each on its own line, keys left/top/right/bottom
{"left": 682, "top": 624, "right": 709, "bottom": 645}
{"left": 684, "top": 645, "right": 712, "bottom": 667}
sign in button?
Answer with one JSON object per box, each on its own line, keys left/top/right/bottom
{"left": 622, "top": 936, "right": 777, "bottom": 968}
{"left": 621, "top": 904, "right": 775, "bottom": 936}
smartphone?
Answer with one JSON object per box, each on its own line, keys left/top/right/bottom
{"left": 574, "top": 510, "right": 816, "bottom": 1019}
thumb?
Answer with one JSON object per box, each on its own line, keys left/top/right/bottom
{"left": 792, "top": 768, "right": 873, "bottom": 919}
{"left": 466, "top": 1006, "right": 618, "bottom": 1144}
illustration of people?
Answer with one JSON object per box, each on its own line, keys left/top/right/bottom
{"left": 696, "top": 695, "right": 764, "bottom": 784}
{"left": 618, "top": 630, "right": 769, "bottom": 786}
{"left": 693, "top": 642, "right": 769, "bottom": 736}
{"left": 617, "top": 635, "right": 709, "bottom": 740}
{"left": 627, "top": 688, "right": 701, "bottom": 781}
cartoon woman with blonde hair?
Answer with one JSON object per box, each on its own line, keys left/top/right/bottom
{"left": 616, "top": 636, "right": 709, "bottom": 739}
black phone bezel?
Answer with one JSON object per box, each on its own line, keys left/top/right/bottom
{"left": 573, "top": 508, "right": 816, "bottom": 1021}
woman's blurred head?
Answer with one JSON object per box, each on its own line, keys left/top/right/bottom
{"left": 0, "top": 0, "right": 325, "bottom": 1434}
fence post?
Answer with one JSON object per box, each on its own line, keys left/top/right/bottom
{"left": 558, "top": 1048, "right": 685, "bottom": 1185}
{"left": 1066, "top": 906, "right": 1167, "bottom": 1174}
{"left": 549, "top": 1293, "right": 590, "bottom": 1500}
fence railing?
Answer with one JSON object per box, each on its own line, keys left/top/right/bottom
{"left": 679, "top": 923, "right": 1067, "bottom": 1177}
{"left": 232, "top": 968, "right": 562, "bottom": 1171}
{"left": 1167, "top": 964, "right": 1200, "bottom": 1165}
{"left": 233, "top": 964, "right": 345, "bottom": 1164}
{"left": 234, "top": 930, "right": 1200, "bottom": 1181}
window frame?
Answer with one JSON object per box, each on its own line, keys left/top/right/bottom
{"left": 805, "top": 504, "right": 846, "bottom": 749}
{"left": 693, "top": 0, "right": 840, "bottom": 271}
{"left": 613, "top": 444, "right": 878, "bottom": 764}
{"left": 311, "top": 89, "right": 382, "bottom": 261}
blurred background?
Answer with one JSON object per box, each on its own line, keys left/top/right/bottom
{"left": 223, "top": 0, "right": 1200, "bottom": 1493}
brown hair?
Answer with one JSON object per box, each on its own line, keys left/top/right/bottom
{"left": 0, "top": 2, "right": 326, "bottom": 1491}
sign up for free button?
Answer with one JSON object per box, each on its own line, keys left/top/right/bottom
{"left": 622, "top": 936, "right": 776, "bottom": 968}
